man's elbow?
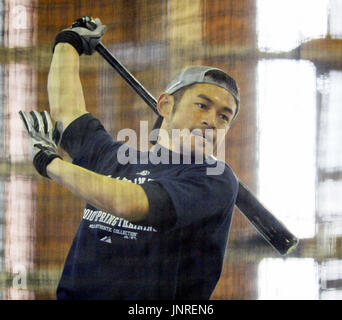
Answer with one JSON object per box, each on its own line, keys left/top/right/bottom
{"left": 111, "top": 186, "right": 150, "bottom": 223}
{"left": 120, "top": 201, "right": 149, "bottom": 223}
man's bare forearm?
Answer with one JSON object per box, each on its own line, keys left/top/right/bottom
{"left": 47, "top": 43, "right": 87, "bottom": 129}
{"left": 46, "top": 158, "right": 149, "bottom": 222}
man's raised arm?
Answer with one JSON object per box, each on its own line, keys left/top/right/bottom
{"left": 47, "top": 16, "right": 107, "bottom": 130}
{"left": 48, "top": 43, "right": 87, "bottom": 130}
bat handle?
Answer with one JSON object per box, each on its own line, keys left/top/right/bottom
{"left": 95, "top": 42, "right": 159, "bottom": 115}
{"left": 236, "top": 181, "right": 299, "bottom": 255}
{"left": 95, "top": 42, "right": 162, "bottom": 144}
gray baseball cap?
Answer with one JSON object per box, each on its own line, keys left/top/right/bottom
{"left": 165, "top": 66, "right": 240, "bottom": 118}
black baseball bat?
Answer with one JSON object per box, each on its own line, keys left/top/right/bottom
{"left": 95, "top": 42, "right": 299, "bottom": 256}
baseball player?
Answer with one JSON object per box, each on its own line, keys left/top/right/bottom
{"left": 19, "top": 17, "right": 240, "bottom": 300}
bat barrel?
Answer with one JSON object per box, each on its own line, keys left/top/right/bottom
{"left": 236, "top": 182, "right": 299, "bottom": 255}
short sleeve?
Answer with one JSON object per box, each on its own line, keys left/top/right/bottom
{"left": 60, "top": 113, "right": 122, "bottom": 170}
{"left": 140, "top": 181, "right": 177, "bottom": 231}
{"left": 142, "top": 164, "right": 238, "bottom": 232}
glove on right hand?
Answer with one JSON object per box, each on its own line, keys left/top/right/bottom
{"left": 53, "top": 16, "right": 107, "bottom": 55}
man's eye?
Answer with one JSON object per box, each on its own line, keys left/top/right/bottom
{"left": 220, "top": 114, "right": 229, "bottom": 122}
{"left": 196, "top": 103, "right": 207, "bottom": 109}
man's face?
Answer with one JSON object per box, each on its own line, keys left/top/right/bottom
{"left": 159, "top": 83, "right": 237, "bottom": 158}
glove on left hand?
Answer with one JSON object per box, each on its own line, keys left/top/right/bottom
{"left": 19, "top": 110, "right": 62, "bottom": 178}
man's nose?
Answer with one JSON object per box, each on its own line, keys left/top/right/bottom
{"left": 201, "top": 110, "right": 216, "bottom": 128}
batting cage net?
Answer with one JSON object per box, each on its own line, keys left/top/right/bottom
{"left": 0, "top": 0, "right": 342, "bottom": 300}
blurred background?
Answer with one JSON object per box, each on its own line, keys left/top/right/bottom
{"left": 0, "top": 0, "right": 341, "bottom": 300}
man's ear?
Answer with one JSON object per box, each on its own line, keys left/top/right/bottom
{"left": 157, "top": 93, "right": 174, "bottom": 120}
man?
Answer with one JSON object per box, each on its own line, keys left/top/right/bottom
{"left": 19, "top": 17, "right": 240, "bottom": 300}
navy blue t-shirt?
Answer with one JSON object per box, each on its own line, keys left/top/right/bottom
{"left": 56, "top": 113, "right": 238, "bottom": 300}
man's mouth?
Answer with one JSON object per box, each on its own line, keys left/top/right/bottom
{"left": 190, "top": 129, "right": 214, "bottom": 144}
